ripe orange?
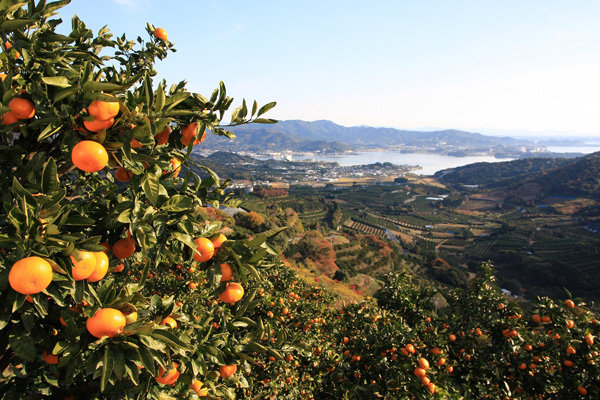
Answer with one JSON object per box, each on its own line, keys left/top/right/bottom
{"left": 70, "top": 251, "right": 96, "bottom": 281}
{"left": 113, "top": 263, "right": 125, "bottom": 273}
{"left": 190, "top": 379, "right": 204, "bottom": 394}
{"left": 585, "top": 333, "right": 594, "bottom": 346}
{"left": 566, "top": 320, "right": 575, "bottom": 329}
{"left": 169, "top": 158, "right": 182, "bottom": 177}
{"left": 4, "top": 41, "right": 20, "bottom": 58}
{"left": 114, "top": 166, "right": 132, "bottom": 182}
{"left": 220, "top": 263, "right": 234, "bottom": 281}
{"left": 181, "top": 122, "right": 200, "bottom": 146}
{"left": 71, "top": 140, "right": 109, "bottom": 173}
{"left": 88, "top": 98, "right": 119, "bottom": 121}
{"left": 160, "top": 316, "right": 178, "bottom": 329}
{"left": 418, "top": 358, "right": 430, "bottom": 370}
{"left": 8, "top": 98, "right": 35, "bottom": 119}
{"left": 42, "top": 350, "right": 58, "bottom": 364}
{"left": 9, "top": 256, "right": 53, "bottom": 295}
{"left": 3, "top": 111, "right": 19, "bottom": 125}
{"left": 156, "top": 362, "right": 180, "bottom": 385}
{"left": 112, "top": 237, "right": 136, "bottom": 259}
{"left": 87, "top": 252, "right": 109, "bottom": 282}
{"left": 577, "top": 386, "right": 587, "bottom": 395}
{"left": 565, "top": 299, "right": 575, "bottom": 308}
{"left": 83, "top": 118, "right": 114, "bottom": 133}
{"left": 219, "top": 364, "right": 237, "bottom": 379}
{"left": 211, "top": 233, "right": 227, "bottom": 249}
{"left": 448, "top": 334, "right": 456, "bottom": 342}
{"left": 155, "top": 126, "right": 172, "bottom": 145}
{"left": 154, "top": 27, "right": 168, "bottom": 41}
{"left": 0, "top": 73, "right": 5, "bottom": 81}
{"left": 218, "top": 282, "right": 245, "bottom": 304}
{"left": 413, "top": 367, "right": 426, "bottom": 378}
{"left": 86, "top": 308, "right": 126, "bottom": 338}
{"left": 193, "top": 237, "right": 214, "bottom": 262}
{"left": 405, "top": 343, "right": 416, "bottom": 354}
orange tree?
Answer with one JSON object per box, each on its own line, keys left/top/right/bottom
{"left": 0, "top": 1, "right": 279, "bottom": 399}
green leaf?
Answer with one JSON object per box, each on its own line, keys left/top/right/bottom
{"left": 82, "top": 81, "right": 125, "bottom": 92}
{"left": 53, "top": 86, "right": 78, "bottom": 103}
{"left": 41, "top": 76, "right": 70, "bottom": 87}
{"left": 161, "top": 195, "right": 193, "bottom": 212}
{"left": 172, "top": 232, "right": 197, "bottom": 250}
{"left": 38, "top": 122, "right": 63, "bottom": 141}
{"left": 257, "top": 101, "right": 276, "bottom": 117}
{"left": 101, "top": 347, "right": 114, "bottom": 392}
{"left": 9, "top": 328, "right": 36, "bottom": 362}
{"left": 155, "top": 83, "right": 165, "bottom": 112}
{"left": 64, "top": 215, "right": 96, "bottom": 226}
{"left": 0, "top": 18, "right": 35, "bottom": 31}
{"left": 41, "top": 158, "right": 58, "bottom": 194}
{"left": 150, "top": 329, "right": 192, "bottom": 351}
{"left": 141, "top": 173, "right": 160, "bottom": 206}
{"left": 252, "top": 118, "right": 277, "bottom": 124}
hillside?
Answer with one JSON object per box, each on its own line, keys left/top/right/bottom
{"left": 437, "top": 152, "right": 600, "bottom": 200}
{"left": 201, "top": 119, "right": 539, "bottom": 153}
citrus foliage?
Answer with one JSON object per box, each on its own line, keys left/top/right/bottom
{"left": 0, "top": 1, "right": 278, "bottom": 398}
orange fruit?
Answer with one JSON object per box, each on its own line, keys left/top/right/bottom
{"left": 181, "top": 122, "right": 200, "bottom": 146}
{"left": 113, "top": 263, "right": 125, "bottom": 273}
{"left": 448, "top": 334, "right": 456, "bottom": 342}
{"left": 87, "top": 252, "right": 109, "bottom": 282}
{"left": 193, "top": 237, "right": 214, "bottom": 262}
{"left": 427, "top": 383, "right": 436, "bottom": 394}
{"left": 3, "top": 111, "right": 19, "bottom": 125}
{"left": 585, "top": 334, "right": 594, "bottom": 346}
{"left": 99, "top": 242, "right": 111, "bottom": 252}
{"left": 0, "top": 73, "right": 6, "bottom": 81}
{"left": 88, "top": 98, "right": 119, "bottom": 121}
{"left": 218, "top": 282, "right": 245, "bottom": 304}
{"left": 190, "top": 379, "right": 204, "bottom": 394}
{"left": 532, "top": 314, "right": 542, "bottom": 323}
{"left": 160, "top": 316, "right": 178, "bottom": 329}
{"left": 112, "top": 237, "right": 136, "bottom": 259}
{"left": 566, "top": 320, "right": 575, "bottom": 329}
{"left": 405, "top": 343, "right": 415, "bottom": 354}
{"left": 71, "top": 140, "right": 109, "bottom": 173}
{"left": 114, "top": 166, "right": 132, "bottom": 182}
{"left": 83, "top": 118, "right": 114, "bottom": 133}
{"left": 156, "top": 362, "right": 180, "bottom": 385}
{"left": 42, "top": 350, "right": 58, "bottom": 364}
{"left": 69, "top": 251, "right": 96, "bottom": 281}
{"left": 413, "top": 367, "right": 426, "bottom": 378}
{"left": 219, "top": 364, "right": 237, "bottom": 379}
{"left": 577, "top": 386, "right": 587, "bottom": 395}
{"left": 565, "top": 299, "right": 575, "bottom": 308}
{"left": 211, "top": 233, "right": 227, "bottom": 248}
{"left": 86, "top": 308, "right": 126, "bottom": 338}
{"left": 154, "top": 27, "right": 168, "bottom": 41}
{"left": 155, "top": 126, "right": 171, "bottom": 145}
{"left": 168, "top": 158, "right": 182, "bottom": 177}
{"left": 9, "top": 256, "right": 53, "bottom": 295}
{"left": 4, "top": 42, "right": 20, "bottom": 58}
{"left": 220, "top": 263, "right": 234, "bottom": 281}
{"left": 418, "top": 358, "right": 430, "bottom": 370}
{"left": 9, "top": 98, "right": 35, "bottom": 119}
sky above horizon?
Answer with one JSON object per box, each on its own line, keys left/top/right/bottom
{"left": 58, "top": 1, "right": 600, "bottom": 137}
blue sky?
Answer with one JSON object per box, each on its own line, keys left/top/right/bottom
{"left": 58, "top": 1, "right": 600, "bottom": 137}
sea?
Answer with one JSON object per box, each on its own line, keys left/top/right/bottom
{"left": 288, "top": 145, "right": 600, "bottom": 176}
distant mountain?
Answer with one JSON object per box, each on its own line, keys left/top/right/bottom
{"left": 215, "top": 120, "right": 537, "bottom": 151}
{"left": 201, "top": 126, "right": 352, "bottom": 153}
{"left": 535, "top": 152, "right": 600, "bottom": 199}
{"left": 435, "top": 157, "right": 576, "bottom": 189}
{"left": 437, "top": 151, "right": 600, "bottom": 200}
